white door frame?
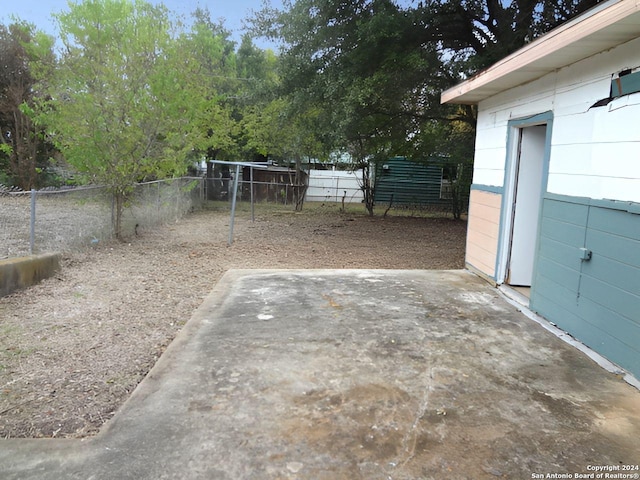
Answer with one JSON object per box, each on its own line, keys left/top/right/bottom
{"left": 496, "top": 112, "right": 553, "bottom": 285}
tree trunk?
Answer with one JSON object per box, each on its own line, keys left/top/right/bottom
{"left": 293, "top": 155, "right": 307, "bottom": 211}
{"left": 205, "top": 160, "right": 215, "bottom": 200}
{"left": 362, "top": 162, "right": 375, "bottom": 217}
{"left": 9, "top": 106, "right": 38, "bottom": 190}
{"left": 113, "top": 190, "right": 125, "bottom": 240}
{"left": 448, "top": 163, "right": 470, "bottom": 220}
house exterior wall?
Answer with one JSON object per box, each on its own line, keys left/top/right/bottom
{"left": 469, "top": 35, "right": 640, "bottom": 378}
{"left": 465, "top": 188, "right": 501, "bottom": 279}
{"left": 475, "top": 36, "right": 640, "bottom": 202}
{"left": 532, "top": 194, "right": 640, "bottom": 377}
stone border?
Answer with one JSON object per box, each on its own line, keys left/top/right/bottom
{"left": 0, "top": 253, "right": 61, "bottom": 297}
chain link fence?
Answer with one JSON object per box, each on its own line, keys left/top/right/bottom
{"left": 0, "top": 178, "right": 204, "bottom": 259}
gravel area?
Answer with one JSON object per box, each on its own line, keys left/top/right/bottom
{"left": 0, "top": 203, "right": 466, "bottom": 438}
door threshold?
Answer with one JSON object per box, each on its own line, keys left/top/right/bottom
{"left": 498, "top": 285, "right": 530, "bottom": 307}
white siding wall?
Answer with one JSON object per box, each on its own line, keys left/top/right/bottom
{"left": 306, "top": 169, "right": 364, "bottom": 203}
{"left": 474, "top": 36, "right": 640, "bottom": 203}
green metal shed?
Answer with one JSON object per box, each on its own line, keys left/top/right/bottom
{"left": 374, "top": 157, "right": 449, "bottom": 207}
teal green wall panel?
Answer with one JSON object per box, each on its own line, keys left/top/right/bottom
{"left": 564, "top": 306, "right": 640, "bottom": 376}
{"left": 579, "top": 275, "right": 639, "bottom": 323}
{"left": 570, "top": 311, "right": 640, "bottom": 377}
{"left": 586, "top": 230, "right": 640, "bottom": 266}
{"left": 532, "top": 273, "right": 579, "bottom": 311}
{"left": 588, "top": 205, "right": 640, "bottom": 239}
{"left": 533, "top": 276, "right": 640, "bottom": 378}
{"left": 531, "top": 195, "right": 640, "bottom": 379}
{"left": 536, "top": 257, "right": 580, "bottom": 292}
{"left": 537, "top": 236, "right": 583, "bottom": 272}
{"left": 581, "top": 254, "right": 640, "bottom": 297}
{"left": 540, "top": 216, "right": 587, "bottom": 246}
{"left": 541, "top": 198, "right": 589, "bottom": 225}
{"left": 471, "top": 184, "right": 503, "bottom": 194}
{"left": 577, "top": 297, "right": 640, "bottom": 351}
{"left": 530, "top": 289, "right": 585, "bottom": 335}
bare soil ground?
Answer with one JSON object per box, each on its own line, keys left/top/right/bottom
{"left": 0, "top": 202, "right": 466, "bottom": 439}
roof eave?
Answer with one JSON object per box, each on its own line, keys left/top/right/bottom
{"left": 441, "top": 0, "right": 640, "bottom": 105}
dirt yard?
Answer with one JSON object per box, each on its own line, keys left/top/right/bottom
{"left": 0, "top": 202, "right": 466, "bottom": 439}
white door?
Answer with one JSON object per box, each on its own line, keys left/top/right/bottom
{"left": 508, "top": 125, "right": 546, "bottom": 286}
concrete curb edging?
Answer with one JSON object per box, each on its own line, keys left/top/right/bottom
{"left": 0, "top": 253, "right": 61, "bottom": 298}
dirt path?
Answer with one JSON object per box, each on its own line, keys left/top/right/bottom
{"left": 0, "top": 203, "right": 466, "bottom": 438}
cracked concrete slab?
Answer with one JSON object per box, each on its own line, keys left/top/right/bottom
{"left": 1, "top": 269, "right": 638, "bottom": 479}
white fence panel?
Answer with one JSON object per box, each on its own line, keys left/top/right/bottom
{"left": 306, "top": 169, "right": 364, "bottom": 203}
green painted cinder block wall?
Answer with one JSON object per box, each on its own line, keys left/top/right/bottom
{"left": 530, "top": 194, "right": 640, "bottom": 379}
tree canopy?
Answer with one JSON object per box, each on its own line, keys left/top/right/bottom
{"left": 1, "top": 0, "right": 603, "bottom": 221}
{"left": 252, "top": 0, "right": 601, "bottom": 138}
{"left": 0, "top": 22, "right": 56, "bottom": 189}
{"left": 32, "top": 0, "right": 205, "bottom": 236}
{"left": 248, "top": 0, "right": 600, "bottom": 215}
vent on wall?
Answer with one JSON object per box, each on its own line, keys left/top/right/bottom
{"left": 611, "top": 67, "right": 640, "bottom": 98}
{"left": 590, "top": 67, "right": 640, "bottom": 108}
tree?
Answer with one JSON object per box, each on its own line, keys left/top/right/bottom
{"left": 409, "top": 0, "right": 600, "bottom": 75}
{"left": 185, "top": 8, "right": 239, "bottom": 161}
{"left": 33, "top": 0, "right": 208, "bottom": 238}
{"left": 235, "top": 35, "right": 281, "bottom": 161}
{"left": 252, "top": 0, "right": 445, "bottom": 215}
{"left": 235, "top": 34, "right": 327, "bottom": 210}
{"left": 251, "top": 0, "right": 601, "bottom": 216}
{"left": 0, "top": 22, "right": 56, "bottom": 189}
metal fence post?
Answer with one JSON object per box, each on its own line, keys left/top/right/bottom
{"left": 250, "top": 167, "right": 255, "bottom": 222}
{"left": 30, "top": 189, "right": 36, "bottom": 254}
{"left": 228, "top": 164, "right": 241, "bottom": 245}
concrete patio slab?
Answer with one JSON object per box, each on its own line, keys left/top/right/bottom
{"left": 1, "top": 269, "right": 639, "bottom": 479}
